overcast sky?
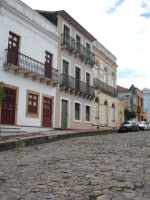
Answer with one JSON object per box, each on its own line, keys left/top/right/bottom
{"left": 22, "top": 0, "right": 150, "bottom": 89}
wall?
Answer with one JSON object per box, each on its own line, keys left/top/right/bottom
{"left": 94, "top": 93, "right": 117, "bottom": 128}
{"left": 0, "top": 0, "right": 58, "bottom": 127}
{"left": 54, "top": 15, "right": 95, "bottom": 129}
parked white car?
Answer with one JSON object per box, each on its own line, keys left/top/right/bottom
{"left": 138, "top": 121, "right": 150, "bottom": 130}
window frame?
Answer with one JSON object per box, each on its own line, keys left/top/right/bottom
{"left": 74, "top": 102, "right": 81, "bottom": 122}
{"left": 26, "top": 90, "right": 40, "bottom": 118}
{"left": 85, "top": 105, "right": 91, "bottom": 122}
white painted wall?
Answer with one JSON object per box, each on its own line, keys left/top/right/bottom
{"left": 0, "top": 0, "right": 59, "bottom": 127}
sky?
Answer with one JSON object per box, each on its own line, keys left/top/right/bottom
{"left": 22, "top": 0, "right": 150, "bottom": 89}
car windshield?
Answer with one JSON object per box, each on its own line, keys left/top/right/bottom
{"left": 123, "top": 121, "right": 130, "bottom": 125}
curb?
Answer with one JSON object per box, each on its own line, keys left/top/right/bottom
{"left": 0, "top": 130, "right": 115, "bottom": 152}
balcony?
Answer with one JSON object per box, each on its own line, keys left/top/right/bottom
{"left": 61, "top": 33, "right": 95, "bottom": 67}
{"left": 4, "top": 50, "right": 59, "bottom": 85}
{"left": 60, "top": 73, "right": 95, "bottom": 100}
{"left": 94, "top": 78, "right": 118, "bottom": 97}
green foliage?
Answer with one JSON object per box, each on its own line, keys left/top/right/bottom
{"left": 124, "top": 109, "right": 136, "bottom": 120}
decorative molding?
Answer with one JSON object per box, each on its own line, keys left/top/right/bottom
{"left": 93, "top": 40, "right": 117, "bottom": 66}
{"left": 1, "top": 0, "right": 59, "bottom": 42}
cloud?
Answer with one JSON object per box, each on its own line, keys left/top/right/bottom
{"left": 140, "top": 0, "right": 150, "bottom": 18}
{"left": 141, "top": 12, "right": 150, "bottom": 18}
{"left": 107, "top": 0, "right": 125, "bottom": 14}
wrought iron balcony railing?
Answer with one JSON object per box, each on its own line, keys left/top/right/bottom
{"left": 4, "top": 49, "right": 59, "bottom": 84}
{"left": 60, "top": 73, "right": 95, "bottom": 100}
{"left": 61, "top": 33, "right": 95, "bottom": 67}
{"left": 61, "top": 34, "right": 75, "bottom": 52}
{"left": 94, "top": 78, "right": 118, "bottom": 97}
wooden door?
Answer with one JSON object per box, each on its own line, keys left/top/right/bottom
{"left": 42, "top": 97, "right": 52, "bottom": 127}
{"left": 75, "top": 67, "right": 81, "bottom": 91}
{"left": 7, "top": 32, "right": 20, "bottom": 66}
{"left": 76, "top": 34, "right": 81, "bottom": 51}
{"left": 86, "top": 72, "right": 90, "bottom": 93}
{"left": 45, "top": 51, "right": 53, "bottom": 79}
{"left": 1, "top": 87, "right": 16, "bottom": 125}
{"left": 61, "top": 100, "right": 68, "bottom": 129}
{"left": 62, "top": 60, "right": 69, "bottom": 86}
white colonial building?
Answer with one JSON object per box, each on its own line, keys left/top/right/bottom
{"left": 0, "top": 0, "right": 59, "bottom": 129}
{"left": 93, "top": 41, "right": 118, "bottom": 128}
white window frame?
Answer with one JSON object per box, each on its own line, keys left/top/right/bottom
{"left": 60, "top": 97, "right": 71, "bottom": 129}
{"left": 62, "top": 22, "right": 72, "bottom": 36}
{"left": 74, "top": 101, "right": 82, "bottom": 122}
{"left": 85, "top": 104, "right": 91, "bottom": 123}
{"left": 85, "top": 71, "right": 92, "bottom": 85}
{"left": 61, "top": 56, "right": 71, "bottom": 74}
{"left": 74, "top": 64, "right": 82, "bottom": 81}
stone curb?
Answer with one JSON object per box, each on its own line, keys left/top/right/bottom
{"left": 0, "top": 130, "right": 115, "bottom": 152}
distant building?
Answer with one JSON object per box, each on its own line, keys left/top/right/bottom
{"left": 143, "top": 88, "right": 150, "bottom": 121}
{"left": 118, "top": 85, "right": 145, "bottom": 121}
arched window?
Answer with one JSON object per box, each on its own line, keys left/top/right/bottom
{"left": 104, "top": 100, "right": 108, "bottom": 106}
{"left": 112, "top": 103, "right": 115, "bottom": 108}
{"left": 95, "top": 97, "right": 99, "bottom": 103}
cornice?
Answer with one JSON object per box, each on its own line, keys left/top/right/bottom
{"left": 1, "top": 0, "right": 59, "bottom": 43}
{"left": 93, "top": 40, "right": 117, "bottom": 66}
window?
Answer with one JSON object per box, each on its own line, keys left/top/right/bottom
{"left": 86, "top": 43, "right": 91, "bottom": 52}
{"left": 27, "top": 91, "right": 39, "bottom": 117}
{"left": 75, "top": 67, "right": 81, "bottom": 90}
{"left": 86, "top": 105, "right": 91, "bottom": 121}
{"left": 86, "top": 72, "right": 90, "bottom": 86}
{"left": 75, "top": 103, "right": 81, "bottom": 120}
{"left": 76, "top": 34, "right": 81, "bottom": 50}
{"left": 64, "top": 25, "right": 70, "bottom": 38}
{"left": 62, "top": 59, "right": 69, "bottom": 74}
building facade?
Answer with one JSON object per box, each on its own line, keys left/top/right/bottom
{"left": 39, "top": 10, "right": 97, "bottom": 129}
{"left": 116, "top": 99, "right": 125, "bottom": 127}
{"left": 92, "top": 41, "right": 118, "bottom": 128}
{"left": 118, "top": 85, "right": 145, "bottom": 121}
{"left": 143, "top": 88, "right": 150, "bottom": 121}
{"left": 0, "top": 0, "right": 59, "bottom": 128}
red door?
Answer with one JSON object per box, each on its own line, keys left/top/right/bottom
{"left": 7, "top": 32, "right": 20, "bottom": 66}
{"left": 44, "top": 51, "right": 53, "bottom": 79}
{"left": 1, "top": 87, "right": 16, "bottom": 125}
{"left": 42, "top": 97, "right": 52, "bottom": 127}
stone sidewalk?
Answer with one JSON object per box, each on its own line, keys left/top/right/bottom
{"left": 0, "top": 128, "right": 114, "bottom": 151}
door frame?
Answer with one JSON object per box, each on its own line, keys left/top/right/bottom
{"left": 7, "top": 31, "right": 20, "bottom": 66}
{"left": 41, "top": 95, "right": 54, "bottom": 128}
{"left": 61, "top": 57, "right": 71, "bottom": 74}
{"left": 0, "top": 84, "right": 19, "bottom": 126}
{"left": 60, "top": 97, "right": 70, "bottom": 129}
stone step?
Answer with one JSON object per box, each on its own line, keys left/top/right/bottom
{"left": 0, "top": 126, "right": 54, "bottom": 136}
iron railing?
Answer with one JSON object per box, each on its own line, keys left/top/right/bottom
{"left": 60, "top": 73, "right": 95, "bottom": 99}
{"left": 61, "top": 33, "right": 95, "bottom": 67}
{"left": 4, "top": 49, "right": 59, "bottom": 82}
{"left": 94, "top": 78, "right": 118, "bottom": 97}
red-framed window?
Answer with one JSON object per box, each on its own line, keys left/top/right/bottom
{"left": 27, "top": 92, "right": 39, "bottom": 116}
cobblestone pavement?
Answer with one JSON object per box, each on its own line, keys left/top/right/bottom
{"left": 0, "top": 131, "right": 150, "bottom": 200}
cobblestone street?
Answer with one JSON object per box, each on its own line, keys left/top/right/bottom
{"left": 0, "top": 131, "right": 150, "bottom": 200}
